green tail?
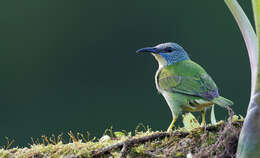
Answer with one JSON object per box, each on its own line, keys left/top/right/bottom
{"left": 212, "top": 96, "right": 233, "bottom": 108}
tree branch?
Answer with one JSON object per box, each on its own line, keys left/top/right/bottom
{"left": 91, "top": 132, "right": 189, "bottom": 157}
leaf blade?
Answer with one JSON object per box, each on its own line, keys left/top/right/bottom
{"left": 225, "top": 0, "right": 257, "bottom": 95}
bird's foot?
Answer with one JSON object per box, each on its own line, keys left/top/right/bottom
{"left": 201, "top": 109, "right": 206, "bottom": 129}
{"left": 201, "top": 122, "right": 207, "bottom": 132}
{"left": 167, "top": 117, "right": 177, "bottom": 132}
{"left": 167, "top": 128, "right": 173, "bottom": 133}
{"left": 200, "top": 122, "right": 206, "bottom": 127}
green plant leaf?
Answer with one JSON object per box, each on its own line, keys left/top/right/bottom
{"left": 182, "top": 113, "right": 200, "bottom": 131}
{"left": 114, "top": 131, "right": 125, "bottom": 137}
{"left": 210, "top": 104, "right": 217, "bottom": 125}
{"left": 225, "top": 0, "right": 257, "bottom": 95}
{"left": 252, "top": 0, "right": 260, "bottom": 93}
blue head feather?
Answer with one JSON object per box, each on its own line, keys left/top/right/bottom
{"left": 155, "top": 42, "right": 190, "bottom": 65}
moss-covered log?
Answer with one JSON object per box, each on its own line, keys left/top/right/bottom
{"left": 0, "top": 115, "right": 243, "bottom": 158}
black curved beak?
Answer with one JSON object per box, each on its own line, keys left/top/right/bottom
{"left": 136, "top": 47, "right": 159, "bottom": 54}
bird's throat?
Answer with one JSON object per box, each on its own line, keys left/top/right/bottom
{"left": 152, "top": 53, "right": 168, "bottom": 68}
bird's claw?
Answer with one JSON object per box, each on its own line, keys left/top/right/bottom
{"left": 167, "top": 128, "right": 173, "bottom": 133}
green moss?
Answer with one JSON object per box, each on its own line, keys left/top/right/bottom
{"left": 0, "top": 115, "right": 243, "bottom": 158}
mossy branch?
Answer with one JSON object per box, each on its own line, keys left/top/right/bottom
{"left": 0, "top": 116, "right": 243, "bottom": 158}
{"left": 92, "top": 132, "right": 172, "bottom": 158}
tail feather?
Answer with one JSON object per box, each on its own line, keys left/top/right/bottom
{"left": 212, "top": 96, "right": 233, "bottom": 108}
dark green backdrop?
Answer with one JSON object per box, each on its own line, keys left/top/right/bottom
{"left": 0, "top": 1, "right": 253, "bottom": 146}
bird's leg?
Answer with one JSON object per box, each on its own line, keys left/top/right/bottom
{"left": 167, "top": 117, "right": 177, "bottom": 132}
{"left": 201, "top": 108, "right": 206, "bottom": 127}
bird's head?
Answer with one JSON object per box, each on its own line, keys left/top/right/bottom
{"left": 136, "top": 42, "right": 189, "bottom": 67}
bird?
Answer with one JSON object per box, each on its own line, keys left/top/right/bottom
{"left": 136, "top": 42, "right": 233, "bottom": 132}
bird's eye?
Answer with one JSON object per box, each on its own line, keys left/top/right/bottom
{"left": 165, "top": 47, "right": 173, "bottom": 52}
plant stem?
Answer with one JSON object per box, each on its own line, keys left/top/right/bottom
{"left": 224, "top": 0, "right": 257, "bottom": 97}
{"left": 253, "top": 0, "right": 260, "bottom": 94}
{"left": 224, "top": 0, "right": 260, "bottom": 157}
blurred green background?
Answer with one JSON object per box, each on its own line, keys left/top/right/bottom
{"left": 0, "top": 1, "right": 253, "bottom": 146}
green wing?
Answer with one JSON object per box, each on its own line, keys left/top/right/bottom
{"left": 158, "top": 61, "right": 219, "bottom": 100}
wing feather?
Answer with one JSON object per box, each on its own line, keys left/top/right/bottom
{"left": 158, "top": 67, "right": 219, "bottom": 100}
